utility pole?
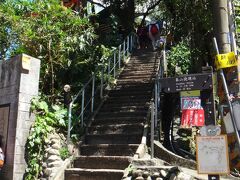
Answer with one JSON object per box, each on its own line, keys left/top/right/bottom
{"left": 213, "top": 0, "right": 231, "bottom": 54}
{"left": 213, "top": 0, "right": 240, "bottom": 172}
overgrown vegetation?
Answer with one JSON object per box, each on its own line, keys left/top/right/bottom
{"left": 25, "top": 97, "right": 67, "bottom": 179}
{"left": 167, "top": 41, "right": 191, "bottom": 76}
{"left": 59, "top": 146, "right": 70, "bottom": 160}
{"left": 0, "top": 0, "right": 113, "bottom": 97}
{"left": 163, "top": 0, "right": 213, "bottom": 74}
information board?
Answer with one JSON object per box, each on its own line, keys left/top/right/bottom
{"left": 196, "top": 135, "right": 229, "bottom": 174}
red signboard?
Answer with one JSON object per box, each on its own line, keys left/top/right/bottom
{"left": 181, "top": 109, "right": 205, "bottom": 128}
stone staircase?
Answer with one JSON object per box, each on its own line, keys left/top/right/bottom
{"left": 65, "top": 49, "right": 158, "bottom": 180}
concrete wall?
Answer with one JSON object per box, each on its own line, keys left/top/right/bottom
{"left": 0, "top": 54, "right": 40, "bottom": 180}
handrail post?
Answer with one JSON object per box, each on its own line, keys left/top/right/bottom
{"left": 118, "top": 45, "right": 121, "bottom": 68}
{"left": 114, "top": 51, "right": 116, "bottom": 78}
{"left": 100, "top": 68, "right": 104, "bottom": 99}
{"left": 151, "top": 102, "right": 154, "bottom": 159}
{"left": 158, "top": 80, "right": 162, "bottom": 139}
{"left": 108, "top": 58, "right": 110, "bottom": 81}
{"left": 129, "top": 35, "right": 132, "bottom": 52}
{"left": 163, "top": 49, "right": 167, "bottom": 76}
{"left": 67, "top": 102, "right": 73, "bottom": 144}
{"left": 155, "top": 81, "right": 158, "bottom": 129}
{"left": 123, "top": 40, "right": 126, "bottom": 60}
{"left": 81, "top": 89, "right": 85, "bottom": 127}
{"left": 130, "top": 35, "right": 133, "bottom": 52}
{"left": 127, "top": 36, "right": 130, "bottom": 55}
{"left": 91, "top": 74, "right": 95, "bottom": 112}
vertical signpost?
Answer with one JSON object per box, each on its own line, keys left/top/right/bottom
{"left": 213, "top": 0, "right": 240, "bottom": 173}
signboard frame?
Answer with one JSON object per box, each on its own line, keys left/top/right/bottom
{"left": 196, "top": 135, "right": 230, "bottom": 175}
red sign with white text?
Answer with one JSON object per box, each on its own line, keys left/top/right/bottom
{"left": 181, "top": 109, "right": 205, "bottom": 128}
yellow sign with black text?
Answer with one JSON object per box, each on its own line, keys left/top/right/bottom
{"left": 215, "top": 52, "right": 238, "bottom": 70}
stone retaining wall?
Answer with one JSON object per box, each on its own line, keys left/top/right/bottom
{"left": 0, "top": 54, "right": 40, "bottom": 180}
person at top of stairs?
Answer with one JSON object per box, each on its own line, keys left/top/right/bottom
{"left": 147, "top": 21, "right": 161, "bottom": 51}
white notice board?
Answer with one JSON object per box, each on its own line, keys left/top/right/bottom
{"left": 196, "top": 135, "right": 230, "bottom": 174}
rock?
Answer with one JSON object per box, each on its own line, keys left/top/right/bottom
{"left": 136, "top": 176, "right": 144, "bottom": 180}
{"left": 122, "top": 177, "right": 131, "bottom": 180}
{"left": 42, "top": 162, "right": 47, "bottom": 169}
{"left": 133, "top": 169, "right": 143, "bottom": 177}
{"left": 44, "top": 168, "right": 54, "bottom": 176}
{"left": 143, "top": 171, "right": 150, "bottom": 178}
{"left": 47, "top": 161, "right": 62, "bottom": 168}
{"left": 152, "top": 172, "right": 160, "bottom": 178}
{"left": 48, "top": 149, "right": 60, "bottom": 155}
{"left": 168, "top": 173, "right": 177, "bottom": 180}
{"left": 146, "top": 176, "right": 152, "bottom": 180}
{"left": 177, "top": 172, "right": 194, "bottom": 180}
{"left": 51, "top": 143, "right": 61, "bottom": 149}
{"left": 51, "top": 138, "right": 60, "bottom": 145}
{"left": 49, "top": 133, "right": 59, "bottom": 139}
{"left": 160, "top": 170, "right": 167, "bottom": 177}
{"left": 47, "top": 155, "right": 61, "bottom": 162}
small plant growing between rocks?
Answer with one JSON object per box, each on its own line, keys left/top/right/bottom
{"left": 59, "top": 147, "right": 70, "bottom": 160}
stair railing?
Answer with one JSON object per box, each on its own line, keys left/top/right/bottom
{"left": 67, "top": 33, "right": 138, "bottom": 144}
{"left": 150, "top": 40, "right": 166, "bottom": 158}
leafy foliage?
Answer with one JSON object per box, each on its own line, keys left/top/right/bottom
{"left": 0, "top": 0, "right": 112, "bottom": 97}
{"left": 59, "top": 146, "right": 70, "bottom": 160}
{"left": 25, "top": 97, "right": 67, "bottom": 180}
{"left": 167, "top": 41, "right": 191, "bottom": 76}
{"left": 163, "top": 0, "right": 213, "bottom": 72}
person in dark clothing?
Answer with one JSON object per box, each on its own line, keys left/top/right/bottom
{"left": 137, "top": 24, "right": 148, "bottom": 49}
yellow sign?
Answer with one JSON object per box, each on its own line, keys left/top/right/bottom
{"left": 215, "top": 52, "right": 238, "bottom": 70}
{"left": 22, "top": 54, "right": 31, "bottom": 70}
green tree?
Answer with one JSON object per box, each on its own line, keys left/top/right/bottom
{"left": 163, "top": 0, "right": 214, "bottom": 73}
{"left": 0, "top": 0, "right": 99, "bottom": 97}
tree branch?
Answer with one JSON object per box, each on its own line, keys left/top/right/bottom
{"left": 87, "top": 0, "right": 106, "bottom": 8}
{"left": 137, "top": 0, "right": 162, "bottom": 25}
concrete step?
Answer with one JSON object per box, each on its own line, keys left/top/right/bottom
{"left": 114, "top": 84, "right": 153, "bottom": 91}
{"left": 123, "top": 67, "right": 156, "bottom": 72}
{"left": 116, "top": 82, "right": 154, "bottom": 88}
{"left": 128, "top": 59, "right": 157, "bottom": 63}
{"left": 85, "top": 133, "right": 142, "bottom": 144}
{"left": 116, "top": 78, "right": 154, "bottom": 85}
{"left": 95, "top": 111, "right": 147, "bottom": 118}
{"left": 106, "top": 95, "right": 151, "bottom": 103}
{"left": 73, "top": 156, "right": 131, "bottom": 169}
{"left": 100, "top": 105, "right": 147, "bottom": 112}
{"left": 125, "top": 64, "right": 157, "bottom": 69}
{"left": 92, "top": 116, "right": 146, "bottom": 126}
{"left": 102, "top": 101, "right": 148, "bottom": 108}
{"left": 119, "top": 72, "right": 156, "bottom": 77}
{"left": 65, "top": 168, "right": 124, "bottom": 180}
{"left": 87, "top": 123, "right": 144, "bottom": 134}
{"left": 118, "top": 74, "right": 155, "bottom": 80}
{"left": 80, "top": 144, "right": 139, "bottom": 156}
{"left": 108, "top": 91, "right": 152, "bottom": 97}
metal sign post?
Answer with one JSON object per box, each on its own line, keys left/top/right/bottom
{"left": 213, "top": 37, "right": 240, "bottom": 149}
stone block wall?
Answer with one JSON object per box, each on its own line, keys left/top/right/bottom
{"left": 0, "top": 54, "right": 40, "bottom": 180}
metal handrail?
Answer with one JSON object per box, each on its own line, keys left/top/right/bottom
{"left": 67, "top": 33, "right": 138, "bottom": 144}
{"left": 150, "top": 41, "right": 166, "bottom": 158}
